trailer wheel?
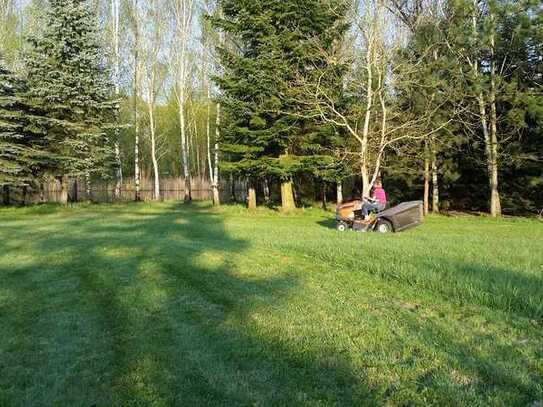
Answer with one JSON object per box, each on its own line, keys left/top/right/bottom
{"left": 336, "top": 221, "right": 348, "bottom": 232}
{"left": 376, "top": 219, "right": 393, "bottom": 234}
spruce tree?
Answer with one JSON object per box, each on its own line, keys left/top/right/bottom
{"left": 213, "top": 0, "right": 348, "bottom": 210}
{"left": 0, "top": 57, "right": 49, "bottom": 194}
{"left": 23, "top": 0, "right": 117, "bottom": 203}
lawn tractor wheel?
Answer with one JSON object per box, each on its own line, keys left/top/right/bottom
{"left": 376, "top": 219, "right": 393, "bottom": 234}
{"left": 336, "top": 221, "right": 349, "bottom": 232}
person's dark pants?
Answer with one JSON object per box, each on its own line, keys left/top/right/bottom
{"left": 362, "top": 202, "right": 384, "bottom": 218}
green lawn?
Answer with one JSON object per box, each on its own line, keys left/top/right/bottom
{"left": 0, "top": 202, "right": 542, "bottom": 406}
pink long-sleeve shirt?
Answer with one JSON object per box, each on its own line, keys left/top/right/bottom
{"left": 372, "top": 187, "right": 387, "bottom": 205}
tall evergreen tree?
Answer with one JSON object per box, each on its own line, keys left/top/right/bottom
{"left": 23, "top": 0, "right": 117, "bottom": 203}
{"left": 213, "top": 0, "right": 349, "bottom": 210}
{"left": 0, "top": 57, "right": 49, "bottom": 198}
{"left": 444, "top": 0, "right": 543, "bottom": 215}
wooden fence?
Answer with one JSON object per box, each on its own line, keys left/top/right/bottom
{"left": 0, "top": 177, "right": 249, "bottom": 205}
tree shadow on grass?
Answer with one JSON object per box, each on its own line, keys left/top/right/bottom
{"left": 0, "top": 203, "right": 376, "bottom": 406}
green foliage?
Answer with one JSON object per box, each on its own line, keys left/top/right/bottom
{"left": 213, "top": 0, "right": 350, "bottom": 182}
{"left": 23, "top": 0, "right": 117, "bottom": 179}
{"left": 386, "top": 0, "right": 543, "bottom": 213}
{"left": 0, "top": 60, "right": 50, "bottom": 187}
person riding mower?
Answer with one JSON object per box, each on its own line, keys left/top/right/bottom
{"left": 360, "top": 180, "right": 387, "bottom": 219}
{"left": 335, "top": 182, "right": 424, "bottom": 233}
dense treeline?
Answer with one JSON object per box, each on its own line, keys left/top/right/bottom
{"left": 0, "top": 0, "right": 541, "bottom": 214}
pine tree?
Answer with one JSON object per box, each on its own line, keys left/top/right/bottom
{"left": 441, "top": 0, "right": 542, "bottom": 216}
{"left": 213, "top": 0, "right": 349, "bottom": 210}
{"left": 0, "top": 57, "right": 49, "bottom": 194}
{"left": 23, "top": 0, "right": 117, "bottom": 203}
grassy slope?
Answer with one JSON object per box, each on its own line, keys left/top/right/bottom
{"left": 0, "top": 202, "right": 542, "bottom": 406}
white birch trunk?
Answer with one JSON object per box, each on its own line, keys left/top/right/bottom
{"left": 212, "top": 103, "right": 221, "bottom": 205}
{"left": 180, "top": 98, "right": 191, "bottom": 201}
{"left": 147, "top": 100, "right": 160, "bottom": 201}
{"left": 336, "top": 182, "right": 343, "bottom": 205}
{"left": 171, "top": 0, "right": 194, "bottom": 203}
{"left": 112, "top": 0, "right": 122, "bottom": 199}
{"left": 361, "top": 39, "right": 373, "bottom": 198}
{"left": 133, "top": 0, "right": 141, "bottom": 202}
{"left": 85, "top": 172, "right": 91, "bottom": 199}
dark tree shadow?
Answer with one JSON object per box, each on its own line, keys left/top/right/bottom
{"left": 0, "top": 203, "right": 376, "bottom": 406}
{"left": 317, "top": 218, "right": 338, "bottom": 230}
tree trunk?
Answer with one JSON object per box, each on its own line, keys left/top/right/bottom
{"left": 206, "top": 81, "right": 213, "bottom": 196}
{"left": 85, "top": 172, "right": 91, "bottom": 201}
{"left": 59, "top": 175, "right": 68, "bottom": 205}
{"left": 113, "top": 0, "right": 122, "bottom": 200}
{"left": 212, "top": 182, "right": 220, "bottom": 205}
{"left": 431, "top": 139, "right": 439, "bottom": 213}
{"left": 133, "top": 0, "right": 141, "bottom": 202}
{"left": 472, "top": 2, "right": 501, "bottom": 217}
{"left": 279, "top": 153, "right": 296, "bottom": 212}
{"left": 211, "top": 102, "right": 220, "bottom": 206}
{"left": 39, "top": 182, "right": 45, "bottom": 203}
{"left": 294, "top": 179, "right": 302, "bottom": 206}
{"left": 477, "top": 93, "right": 501, "bottom": 217}
{"left": 489, "top": 151, "right": 501, "bottom": 217}
{"left": 195, "top": 129, "right": 201, "bottom": 181}
{"left": 488, "top": 20, "right": 501, "bottom": 217}
{"left": 280, "top": 180, "right": 296, "bottom": 212}
{"left": 247, "top": 182, "right": 257, "bottom": 210}
{"left": 134, "top": 118, "right": 141, "bottom": 202}
{"left": 149, "top": 116, "right": 160, "bottom": 201}
{"left": 22, "top": 186, "right": 27, "bottom": 206}
{"left": 114, "top": 143, "right": 122, "bottom": 200}
{"left": 147, "top": 86, "right": 161, "bottom": 201}
{"left": 2, "top": 185, "right": 9, "bottom": 206}
{"left": 322, "top": 183, "right": 327, "bottom": 210}
{"left": 151, "top": 143, "right": 160, "bottom": 201}
{"left": 263, "top": 178, "right": 270, "bottom": 204}
{"left": 178, "top": 39, "right": 191, "bottom": 203}
{"left": 230, "top": 175, "right": 236, "bottom": 202}
{"left": 423, "top": 141, "right": 430, "bottom": 216}
{"left": 360, "top": 39, "right": 373, "bottom": 199}
{"left": 336, "top": 181, "right": 343, "bottom": 205}
{"left": 361, "top": 166, "right": 371, "bottom": 198}
{"left": 180, "top": 104, "right": 191, "bottom": 202}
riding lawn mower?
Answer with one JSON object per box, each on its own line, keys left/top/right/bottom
{"left": 336, "top": 200, "right": 424, "bottom": 233}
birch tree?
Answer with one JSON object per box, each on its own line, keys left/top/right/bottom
{"left": 170, "top": 0, "right": 195, "bottom": 202}
{"left": 141, "top": 0, "right": 169, "bottom": 200}
{"left": 0, "top": 0, "right": 24, "bottom": 69}
{"left": 110, "top": 0, "right": 123, "bottom": 199}
{"left": 440, "top": 0, "right": 537, "bottom": 217}
{"left": 0, "top": 0, "right": 13, "bottom": 45}
{"left": 294, "top": 0, "right": 456, "bottom": 197}
{"left": 202, "top": 0, "right": 220, "bottom": 205}
{"left": 130, "top": 0, "right": 142, "bottom": 201}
